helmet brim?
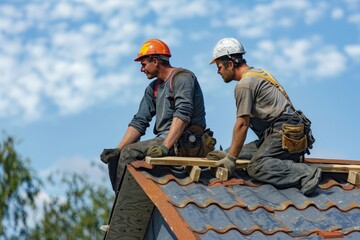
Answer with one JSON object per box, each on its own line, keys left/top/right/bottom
{"left": 209, "top": 58, "right": 217, "bottom": 65}
{"left": 134, "top": 54, "right": 171, "bottom": 62}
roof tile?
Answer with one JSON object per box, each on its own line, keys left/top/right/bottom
{"left": 127, "top": 161, "right": 360, "bottom": 239}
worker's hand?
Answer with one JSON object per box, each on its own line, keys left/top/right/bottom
{"left": 206, "top": 150, "right": 227, "bottom": 160}
{"left": 147, "top": 145, "right": 169, "bottom": 157}
{"left": 215, "top": 153, "right": 237, "bottom": 176}
{"left": 100, "top": 148, "right": 121, "bottom": 164}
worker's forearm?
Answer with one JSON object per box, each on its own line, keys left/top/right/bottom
{"left": 228, "top": 117, "right": 249, "bottom": 158}
{"left": 117, "top": 126, "right": 141, "bottom": 149}
{"left": 162, "top": 117, "right": 187, "bottom": 149}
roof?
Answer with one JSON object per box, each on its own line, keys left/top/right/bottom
{"left": 105, "top": 159, "right": 360, "bottom": 240}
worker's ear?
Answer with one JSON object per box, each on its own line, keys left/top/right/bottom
{"left": 228, "top": 60, "right": 234, "bottom": 69}
{"left": 152, "top": 57, "right": 159, "bottom": 65}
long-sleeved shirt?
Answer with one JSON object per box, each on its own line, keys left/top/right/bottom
{"left": 129, "top": 68, "right": 206, "bottom": 137}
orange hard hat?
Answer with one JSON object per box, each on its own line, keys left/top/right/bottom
{"left": 134, "top": 38, "right": 171, "bottom": 61}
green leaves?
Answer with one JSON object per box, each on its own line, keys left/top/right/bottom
{"left": 1, "top": 133, "right": 114, "bottom": 239}
{"left": 0, "top": 134, "right": 41, "bottom": 239}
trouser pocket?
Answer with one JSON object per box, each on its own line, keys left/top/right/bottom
{"left": 281, "top": 123, "right": 307, "bottom": 153}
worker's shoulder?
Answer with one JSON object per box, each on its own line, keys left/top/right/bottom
{"left": 240, "top": 68, "right": 271, "bottom": 86}
{"left": 172, "top": 68, "right": 196, "bottom": 81}
{"left": 242, "top": 67, "right": 266, "bottom": 78}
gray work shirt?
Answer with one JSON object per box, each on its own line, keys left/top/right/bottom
{"left": 235, "top": 67, "right": 294, "bottom": 137}
{"left": 129, "top": 68, "right": 206, "bottom": 137}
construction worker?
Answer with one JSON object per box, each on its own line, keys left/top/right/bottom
{"left": 101, "top": 38, "right": 213, "bottom": 193}
{"left": 208, "top": 37, "right": 321, "bottom": 195}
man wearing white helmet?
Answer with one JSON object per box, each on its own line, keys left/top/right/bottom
{"left": 208, "top": 37, "right": 321, "bottom": 196}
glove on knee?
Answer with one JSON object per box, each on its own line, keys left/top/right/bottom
{"left": 147, "top": 145, "right": 169, "bottom": 157}
{"left": 100, "top": 148, "right": 121, "bottom": 164}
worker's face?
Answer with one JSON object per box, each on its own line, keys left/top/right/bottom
{"left": 216, "top": 61, "right": 234, "bottom": 83}
{"left": 140, "top": 58, "right": 159, "bottom": 79}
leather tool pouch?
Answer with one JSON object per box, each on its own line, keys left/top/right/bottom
{"left": 281, "top": 123, "right": 308, "bottom": 153}
{"left": 201, "top": 128, "right": 216, "bottom": 156}
{"left": 175, "top": 126, "right": 216, "bottom": 157}
{"left": 296, "top": 110, "right": 315, "bottom": 153}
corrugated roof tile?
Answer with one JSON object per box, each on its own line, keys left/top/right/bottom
{"left": 126, "top": 161, "right": 360, "bottom": 239}
{"left": 159, "top": 180, "right": 360, "bottom": 212}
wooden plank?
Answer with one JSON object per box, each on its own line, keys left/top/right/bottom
{"left": 213, "top": 167, "right": 228, "bottom": 181}
{"left": 105, "top": 170, "right": 154, "bottom": 240}
{"left": 348, "top": 171, "right": 360, "bottom": 185}
{"left": 186, "top": 166, "right": 201, "bottom": 182}
{"left": 145, "top": 156, "right": 250, "bottom": 167}
{"left": 305, "top": 158, "right": 360, "bottom": 165}
{"left": 146, "top": 156, "right": 360, "bottom": 173}
{"left": 309, "top": 164, "right": 360, "bottom": 173}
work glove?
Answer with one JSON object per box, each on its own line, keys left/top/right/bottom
{"left": 206, "top": 150, "right": 227, "bottom": 160}
{"left": 215, "top": 153, "right": 237, "bottom": 177}
{"left": 100, "top": 148, "right": 121, "bottom": 164}
{"left": 146, "top": 145, "right": 169, "bottom": 157}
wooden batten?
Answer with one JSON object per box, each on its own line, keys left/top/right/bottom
{"left": 348, "top": 171, "right": 360, "bottom": 185}
{"left": 186, "top": 166, "right": 201, "bottom": 182}
{"left": 145, "top": 156, "right": 360, "bottom": 172}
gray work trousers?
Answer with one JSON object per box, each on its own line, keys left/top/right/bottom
{"left": 239, "top": 121, "right": 317, "bottom": 189}
{"left": 108, "top": 137, "right": 164, "bottom": 192}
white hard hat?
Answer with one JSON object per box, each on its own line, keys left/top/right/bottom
{"left": 210, "top": 38, "right": 246, "bottom": 64}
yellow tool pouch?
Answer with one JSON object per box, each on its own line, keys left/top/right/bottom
{"left": 281, "top": 123, "right": 308, "bottom": 153}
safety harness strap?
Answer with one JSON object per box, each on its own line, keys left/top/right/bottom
{"left": 153, "top": 68, "right": 187, "bottom": 98}
{"left": 242, "top": 69, "right": 295, "bottom": 110}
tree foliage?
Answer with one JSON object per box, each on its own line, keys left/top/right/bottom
{"left": 0, "top": 134, "right": 41, "bottom": 239}
{"left": 0, "top": 134, "right": 114, "bottom": 239}
{"left": 28, "top": 168, "right": 114, "bottom": 240}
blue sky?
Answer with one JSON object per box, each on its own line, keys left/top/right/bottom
{"left": 1, "top": 0, "right": 359, "bottom": 196}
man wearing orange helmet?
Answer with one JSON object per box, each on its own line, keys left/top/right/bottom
{"left": 101, "top": 39, "right": 213, "bottom": 193}
{"left": 207, "top": 37, "right": 321, "bottom": 196}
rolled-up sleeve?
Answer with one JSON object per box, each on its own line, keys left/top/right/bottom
{"left": 129, "top": 84, "right": 156, "bottom": 135}
{"left": 172, "top": 72, "right": 195, "bottom": 124}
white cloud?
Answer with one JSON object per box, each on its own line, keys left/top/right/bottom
{"left": 348, "top": 13, "right": 360, "bottom": 25}
{"left": 0, "top": 0, "right": 146, "bottom": 122}
{"left": 345, "top": 0, "right": 360, "bottom": 10}
{"left": 2, "top": 0, "right": 222, "bottom": 122}
{"left": 344, "top": 44, "right": 360, "bottom": 61}
{"left": 223, "top": 0, "right": 328, "bottom": 38}
{"left": 252, "top": 37, "right": 347, "bottom": 81}
{"left": 303, "top": 2, "right": 327, "bottom": 24}
{"left": 331, "top": 8, "right": 344, "bottom": 19}
{"left": 0, "top": 0, "right": 359, "bottom": 123}
{"left": 189, "top": 30, "right": 212, "bottom": 41}
{"left": 312, "top": 46, "right": 347, "bottom": 77}
{"left": 149, "top": 0, "right": 218, "bottom": 26}
{"left": 39, "top": 155, "right": 108, "bottom": 183}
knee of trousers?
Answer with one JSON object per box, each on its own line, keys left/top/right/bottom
{"left": 246, "top": 161, "right": 258, "bottom": 177}
{"left": 246, "top": 157, "right": 268, "bottom": 178}
{"left": 119, "top": 146, "right": 134, "bottom": 164}
{"left": 120, "top": 144, "right": 146, "bottom": 165}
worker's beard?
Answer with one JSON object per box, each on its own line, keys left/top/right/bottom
{"left": 145, "top": 71, "right": 156, "bottom": 79}
{"left": 221, "top": 70, "right": 234, "bottom": 83}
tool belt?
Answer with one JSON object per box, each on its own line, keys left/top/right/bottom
{"left": 281, "top": 123, "right": 307, "bottom": 153}
{"left": 280, "top": 110, "right": 315, "bottom": 154}
{"left": 175, "top": 125, "right": 216, "bottom": 157}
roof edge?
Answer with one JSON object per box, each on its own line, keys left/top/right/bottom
{"left": 127, "top": 165, "right": 197, "bottom": 240}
